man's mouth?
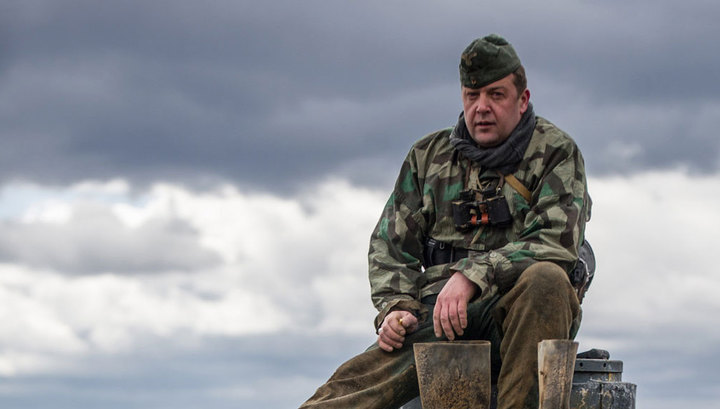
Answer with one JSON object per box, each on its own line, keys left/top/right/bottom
{"left": 475, "top": 121, "right": 495, "bottom": 127}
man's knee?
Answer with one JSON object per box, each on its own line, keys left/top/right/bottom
{"left": 516, "top": 261, "right": 574, "bottom": 300}
{"left": 495, "top": 261, "right": 580, "bottom": 341}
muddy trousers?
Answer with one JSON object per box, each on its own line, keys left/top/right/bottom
{"left": 300, "top": 262, "right": 581, "bottom": 409}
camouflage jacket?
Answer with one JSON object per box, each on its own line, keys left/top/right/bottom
{"left": 368, "top": 117, "right": 591, "bottom": 329}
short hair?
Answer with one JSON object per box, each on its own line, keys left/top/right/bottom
{"left": 512, "top": 65, "right": 527, "bottom": 97}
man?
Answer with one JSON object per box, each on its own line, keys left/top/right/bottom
{"left": 301, "top": 34, "right": 591, "bottom": 409}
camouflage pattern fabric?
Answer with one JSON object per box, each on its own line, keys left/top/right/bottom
{"left": 369, "top": 117, "right": 591, "bottom": 329}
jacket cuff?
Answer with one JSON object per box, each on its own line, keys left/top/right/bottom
{"left": 449, "top": 257, "right": 491, "bottom": 295}
{"left": 373, "top": 298, "right": 429, "bottom": 332}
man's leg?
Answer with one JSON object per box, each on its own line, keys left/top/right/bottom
{"left": 300, "top": 321, "right": 437, "bottom": 409}
{"left": 493, "top": 262, "right": 581, "bottom": 409}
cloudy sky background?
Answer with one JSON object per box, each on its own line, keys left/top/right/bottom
{"left": 1, "top": 1, "right": 719, "bottom": 408}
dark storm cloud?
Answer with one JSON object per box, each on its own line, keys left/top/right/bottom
{"left": 0, "top": 202, "right": 220, "bottom": 274}
{"left": 515, "top": 0, "right": 720, "bottom": 102}
{"left": 2, "top": 0, "right": 719, "bottom": 191}
{"left": 0, "top": 332, "right": 376, "bottom": 409}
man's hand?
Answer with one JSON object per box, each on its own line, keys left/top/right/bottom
{"left": 433, "top": 272, "right": 478, "bottom": 340}
{"left": 377, "top": 310, "right": 419, "bottom": 352}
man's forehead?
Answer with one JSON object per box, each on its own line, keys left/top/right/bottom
{"left": 462, "top": 75, "right": 514, "bottom": 92}
{"left": 486, "top": 84, "right": 510, "bottom": 91}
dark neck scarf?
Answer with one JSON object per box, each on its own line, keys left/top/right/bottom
{"left": 449, "top": 103, "right": 536, "bottom": 174}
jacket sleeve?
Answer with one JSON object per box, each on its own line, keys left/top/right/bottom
{"left": 450, "top": 141, "right": 591, "bottom": 299}
{"left": 368, "top": 149, "right": 429, "bottom": 331}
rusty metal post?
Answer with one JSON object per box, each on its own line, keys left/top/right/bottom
{"left": 413, "top": 340, "right": 491, "bottom": 409}
{"left": 538, "top": 339, "right": 578, "bottom": 409}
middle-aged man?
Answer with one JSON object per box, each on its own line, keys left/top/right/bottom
{"left": 301, "top": 34, "right": 592, "bottom": 409}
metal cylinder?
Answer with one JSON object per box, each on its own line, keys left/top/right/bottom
{"left": 570, "top": 358, "right": 636, "bottom": 409}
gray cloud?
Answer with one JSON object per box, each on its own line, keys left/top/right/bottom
{"left": 0, "top": 332, "right": 376, "bottom": 409}
{"left": 3, "top": 0, "right": 720, "bottom": 191}
{"left": 0, "top": 202, "right": 220, "bottom": 274}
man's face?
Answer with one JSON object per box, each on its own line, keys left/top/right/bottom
{"left": 461, "top": 74, "right": 530, "bottom": 148}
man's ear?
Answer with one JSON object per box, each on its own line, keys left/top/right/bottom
{"left": 519, "top": 88, "right": 530, "bottom": 113}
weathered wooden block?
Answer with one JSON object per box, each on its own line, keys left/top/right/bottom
{"left": 538, "top": 339, "right": 579, "bottom": 409}
{"left": 414, "top": 341, "right": 492, "bottom": 409}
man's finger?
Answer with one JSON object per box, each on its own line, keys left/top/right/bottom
{"left": 448, "top": 301, "right": 464, "bottom": 337}
{"left": 458, "top": 300, "right": 468, "bottom": 330}
{"left": 382, "top": 326, "right": 405, "bottom": 343}
{"left": 433, "top": 304, "right": 443, "bottom": 338}
{"left": 440, "top": 306, "right": 455, "bottom": 341}
{"left": 378, "top": 337, "right": 394, "bottom": 352}
{"left": 379, "top": 328, "right": 404, "bottom": 350}
{"left": 382, "top": 336, "right": 403, "bottom": 350}
{"left": 402, "top": 314, "right": 419, "bottom": 333}
{"left": 387, "top": 316, "right": 406, "bottom": 336}
{"left": 397, "top": 312, "right": 418, "bottom": 334}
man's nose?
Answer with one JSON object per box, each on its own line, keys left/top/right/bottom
{"left": 474, "top": 95, "right": 491, "bottom": 113}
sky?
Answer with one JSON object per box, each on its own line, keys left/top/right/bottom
{"left": 1, "top": 0, "right": 719, "bottom": 408}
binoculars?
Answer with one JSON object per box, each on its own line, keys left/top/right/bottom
{"left": 452, "top": 189, "right": 512, "bottom": 231}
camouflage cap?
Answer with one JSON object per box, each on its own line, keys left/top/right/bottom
{"left": 459, "top": 34, "right": 522, "bottom": 89}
